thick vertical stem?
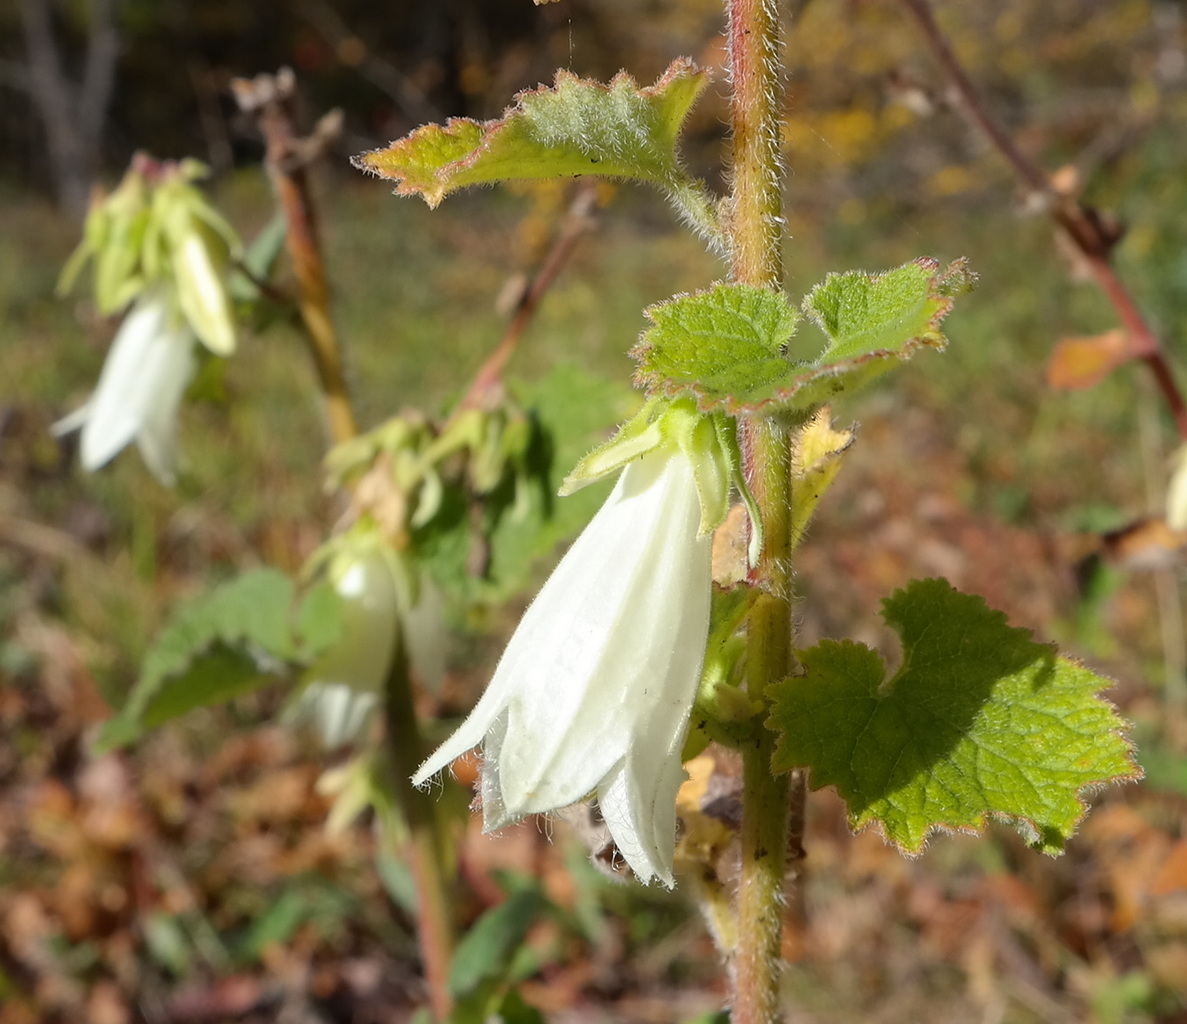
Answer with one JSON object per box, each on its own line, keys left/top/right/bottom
{"left": 384, "top": 626, "right": 455, "bottom": 1020}
{"left": 727, "top": 1, "right": 793, "bottom": 1022}
{"left": 736, "top": 418, "right": 794, "bottom": 1024}
{"left": 728, "top": 0, "right": 784, "bottom": 289}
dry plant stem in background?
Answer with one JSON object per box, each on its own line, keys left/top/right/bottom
{"left": 232, "top": 68, "right": 360, "bottom": 445}
{"left": 458, "top": 179, "right": 600, "bottom": 412}
{"left": 897, "top": 0, "right": 1187, "bottom": 441}
{"left": 235, "top": 70, "right": 458, "bottom": 1017}
{"left": 383, "top": 629, "right": 455, "bottom": 1021}
{"left": 728, "top": 0, "right": 796, "bottom": 1021}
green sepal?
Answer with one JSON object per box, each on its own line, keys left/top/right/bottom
{"left": 715, "top": 414, "right": 762, "bottom": 567}
{"left": 560, "top": 397, "right": 738, "bottom": 536}
{"left": 155, "top": 174, "right": 239, "bottom": 355}
{"left": 558, "top": 400, "right": 667, "bottom": 492}
{"left": 685, "top": 586, "right": 763, "bottom": 758}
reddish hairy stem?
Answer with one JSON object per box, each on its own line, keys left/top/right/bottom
{"left": 897, "top": 0, "right": 1187, "bottom": 441}
{"left": 728, "top": 0, "right": 794, "bottom": 1021}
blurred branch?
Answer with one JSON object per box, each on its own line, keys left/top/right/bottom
{"left": 297, "top": 0, "right": 438, "bottom": 127}
{"left": 457, "top": 179, "right": 600, "bottom": 413}
{"left": 19, "top": 0, "right": 118, "bottom": 214}
{"left": 382, "top": 624, "right": 454, "bottom": 1021}
{"left": 0, "top": 59, "right": 32, "bottom": 92}
{"left": 78, "top": 0, "right": 118, "bottom": 144}
{"left": 896, "top": 0, "right": 1187, "bottom": 441}
{"left": 232, "top": 68, "right": 359, "bottom": 445}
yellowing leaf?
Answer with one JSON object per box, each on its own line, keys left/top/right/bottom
{"left": 1046, "top": 329, "right": 1130, "bottom": 391}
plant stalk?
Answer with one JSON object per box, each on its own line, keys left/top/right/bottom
{"left": 897, "top": 0, "right": 1187, "bottom": 441}
{"left": 233, "top": 69, "right": 359, "bottom": 444}
{"left": 727, "top": 0, "right": 794, "bottom": 1021}
{"left": 383, "top": 624, "right": 455, "bottom": 1021}
{"left": 458, "top": 180, "right": 599, "bottom": 413}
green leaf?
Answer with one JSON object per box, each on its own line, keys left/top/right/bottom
{"left": 447, "top": 886, "right": 547, "bottom": 998}
{"left": 96, "top": 569, "right": 342, "bottom": 750}
{"left": 633, "top": 283, "right": 801, "bottom": 409}
{"left": 138, "top": 642, "right": 271, "bottom": 728}
{"left": 806, "top": 258, "right": 971, "bottom": 360}
{"left": 353, "top": 60, "right": 711, "bottom": 207}
{"left": 768, "top": 578, "right": 1140, "bottom": 854}
{"left": 229, "top": 212, "right": 287, "bottom": 304}
{"left": 633, "top": 259, "right": 973, "bottom": 414}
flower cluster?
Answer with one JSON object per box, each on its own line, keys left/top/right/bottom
{"left": 55, "top": 156, "right": 239, "bottom": 483}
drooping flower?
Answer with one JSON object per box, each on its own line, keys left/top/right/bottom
{"left": 414, "top": 402, "right": 741, "bottom": 885}
{"left": 294, "top": 547, "right": 400, "bottom": 749}
{"left": 53, "top": 290, "right": 196, "bottom": 485}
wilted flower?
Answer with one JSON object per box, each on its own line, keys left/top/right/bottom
{"left": 415, "top": 411, "right": 727, "bottom": 886}
{"left": 53, "top": 290, "right": 195, "bottom": 485}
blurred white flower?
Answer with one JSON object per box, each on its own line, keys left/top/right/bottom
{"left": 1168, "top": 443, "right": 1187, "bottom": 531}
{"left": 53, "top": 290, "right": 195, "bottom": 485}
{"left": 295, "top": 549, "right": 400, "bottom": 749}
{"left": 414, "top": 446, "right": 713, "bottom": 886}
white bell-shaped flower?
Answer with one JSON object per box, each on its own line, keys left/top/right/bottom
{"left": 295, "top": 549, "right": 400, "bottom": 749}
{"left": 414, "top": 444, "right": 714, "bottom": 886}
{"left": 54, "top": 290, "right": 195, "bottom": 485}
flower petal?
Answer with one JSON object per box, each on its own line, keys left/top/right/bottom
{"left": 299, "top": 551, "right": 399, "bottom": 748}
{"left": 77, "top": 296, "right": 171, "bottom": 471}
{"left": 68, "top": 291, "right": 196, "bottom": 483}
{"left": 135, "top": 319, "right": 197, "bottom": 484}
{"left": 493, "top": 451, "right": 710, "bottom": 819}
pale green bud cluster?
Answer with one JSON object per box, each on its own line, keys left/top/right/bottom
{"left": 58, "top": 154, "right": 241, "bottom": 356}
{"left": 324, "top": 403, "right": 538, "bottom": 554}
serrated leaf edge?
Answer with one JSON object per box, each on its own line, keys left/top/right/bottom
{"left": 635, "top": 258, "right": 972, "bottom": 415}
{"left": 352, "top": 58, "right": 710, "bottom": 207}
{"left": 770, "top": 580, "right": 1143, "bottom": 857}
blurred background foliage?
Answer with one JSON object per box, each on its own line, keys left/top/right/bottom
{"left": 3, "top": 0, "right": 1187, "bottom": 1022}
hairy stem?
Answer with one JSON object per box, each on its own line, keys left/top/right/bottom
{"left": 383, "top": 625, "right": 455, "bottom": 1020}
{"left": 728, "top": 0, "right": 784, "bottom": 289}
{"left": 727, "top": 0, "right": 792, "bottom": 1021}
{"left": 736, "top": 418, "right": 794, "bottom": 1024}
